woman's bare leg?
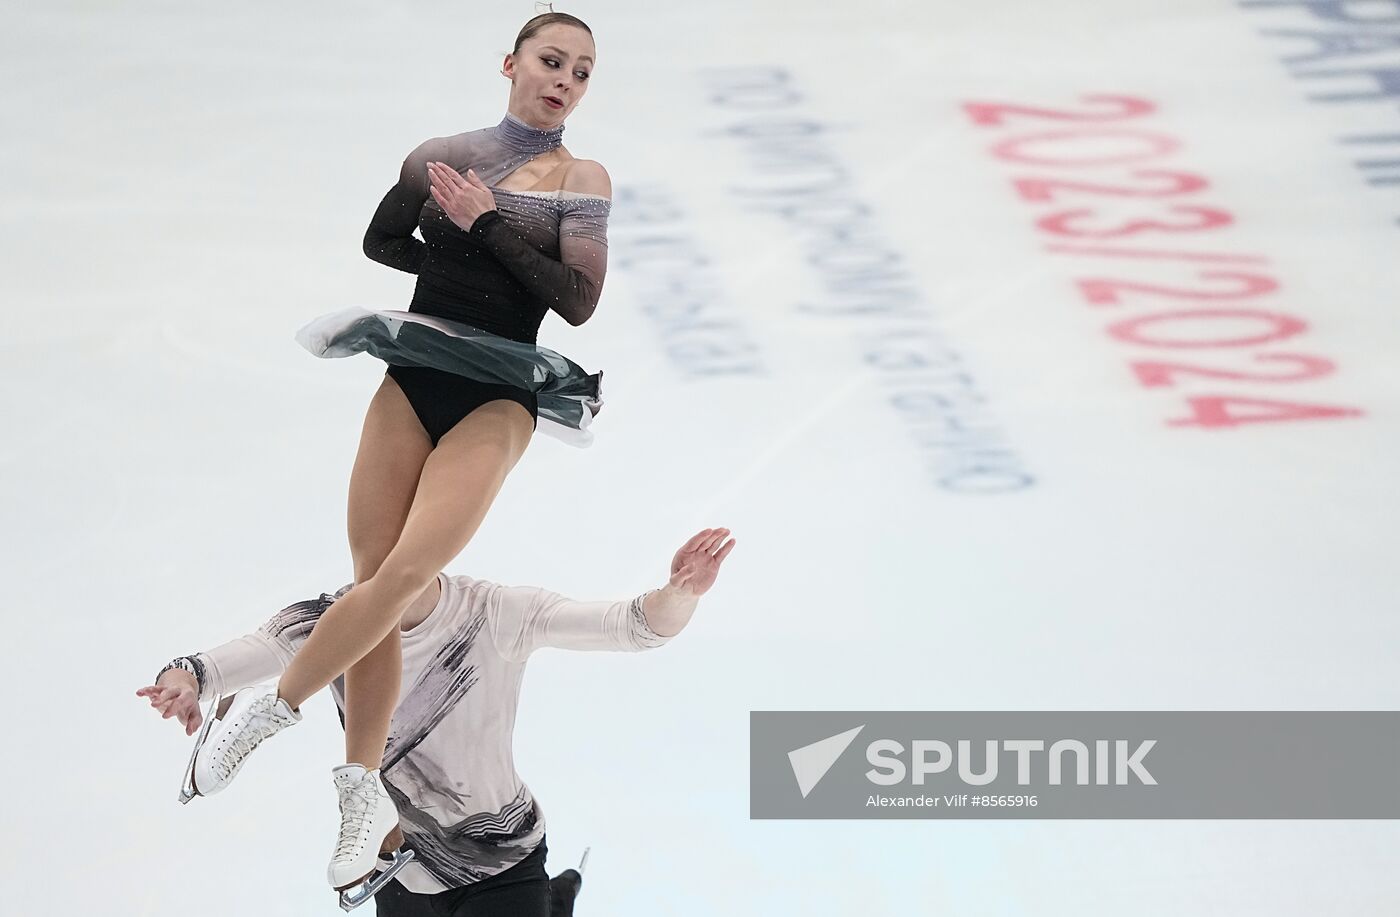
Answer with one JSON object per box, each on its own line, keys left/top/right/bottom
{"left": 340, "top": 375, "right": 433, "bottom": 768}
{"left": 276, "top": 399, "right": 534, "bottom": 768}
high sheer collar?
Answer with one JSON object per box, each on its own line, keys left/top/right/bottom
{"left": 496, "top": 111, "right": 565, "bottom": 154}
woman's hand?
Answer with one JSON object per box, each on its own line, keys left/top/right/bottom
{"left": 427, "top": 161, "right": 498, "bottom": 233}
{"left": 667, "top": 528, "right": 736, "bottom": 597}
{"left": 136, "top": 673, "right": 203, "bottom": 736}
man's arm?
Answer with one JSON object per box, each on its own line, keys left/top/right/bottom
{"left": 641, "top": 583, "right": 698, "bottom": 637}
{"left": 486, "top": 584, "right": 676, "bottom": 663}
{"left": 155, "top": 634, "right": 284, "bottom": 705}
{"left": 486, "top": 527, "right": 735, "bottom": 662}
{"left": 153, "top": 589, "right": 348, "bottom": 703}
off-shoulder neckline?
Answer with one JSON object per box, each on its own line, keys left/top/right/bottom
{"left": 492, "top": 187, "right": 611, "bottom": 202}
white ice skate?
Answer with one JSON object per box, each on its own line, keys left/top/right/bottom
{"left": 328, "top": 764, "right": 415, "bottom": 912}
{"left": 178, "top": 694, "right": 232, "bottom": 804}
{"left": 178, "top": 685, "right": 302, "bottom": 802}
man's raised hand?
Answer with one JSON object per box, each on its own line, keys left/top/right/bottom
{"left": 668, "top": 528, "right": 736, "bottom": 597}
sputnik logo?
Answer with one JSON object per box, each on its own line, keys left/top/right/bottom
{"left": 787, "top": 725, "right": 866, "bottom": 798}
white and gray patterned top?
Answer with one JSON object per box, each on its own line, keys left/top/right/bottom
{"left": 178, "top": 575, "right": 670, "bottom": 893}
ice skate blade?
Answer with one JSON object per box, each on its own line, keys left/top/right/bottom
{"left": 337, "top": 849, "right": 415, "bottom": 912}
{"left": 177, "top": 696, "right": 231, "bottom": 805}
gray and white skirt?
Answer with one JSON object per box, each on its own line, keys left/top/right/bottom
{"left": 295, "top": 307, "right": 602, "bottom": 447}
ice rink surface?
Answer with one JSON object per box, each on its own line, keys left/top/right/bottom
{"left": 3, "top": 1, "right": 1398, "bottom": 913}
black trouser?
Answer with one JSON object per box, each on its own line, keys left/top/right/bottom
{"left": 375, "top": 839, "right": 549, "bottom": 917}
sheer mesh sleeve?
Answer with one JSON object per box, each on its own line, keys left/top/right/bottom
{"left": 468, "top": 195, "right": 611, "bottom": 326}
{"left": 363, "top": 138, "right": 453, "bottom": 274}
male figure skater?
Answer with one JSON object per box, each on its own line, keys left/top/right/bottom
{"left": 138, "top": 527, "right": 736, "bottom": 915}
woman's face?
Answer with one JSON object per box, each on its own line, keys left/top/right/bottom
{"left": 505, "top": 25, "right": 595, "bottom": 129}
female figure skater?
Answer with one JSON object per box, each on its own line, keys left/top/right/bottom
{"left": 170, "top": 9, "right": 613, "bottom": 906}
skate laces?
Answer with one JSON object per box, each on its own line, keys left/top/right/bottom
{"left": 213, "top": 695, "right": 292, "bottom": 782}
{"left": 333, "top": 775, "right": 378, "bottom": 861}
